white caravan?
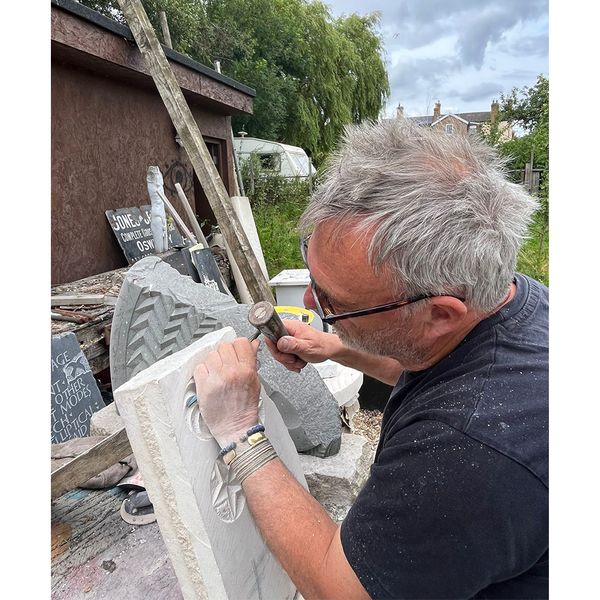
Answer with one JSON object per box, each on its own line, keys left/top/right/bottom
{"left": 233, "top": 136, "right": 316, "bottom": 178}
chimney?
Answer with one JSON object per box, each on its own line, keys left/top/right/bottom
{"left": 396, "top": 104, "right": 404, "bottom": 118}
{"left": 433, "top": 101, "right": 441, "bottom": 121}
{"left": 491, "top": 100, "right": 499, "bottom": 123}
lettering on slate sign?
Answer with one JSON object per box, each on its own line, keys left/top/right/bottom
{"left": 51, "top": 332, "right": 105, "bottom": 443}
{"left": 106, "top": 205, "right": 185, "bottom": 265}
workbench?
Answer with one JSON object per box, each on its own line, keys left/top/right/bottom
{"left": 51, "top": 487, "right": 182, "bottom": 599}
{"left": 50, "top": 265, "right": 185, "bottom": 598}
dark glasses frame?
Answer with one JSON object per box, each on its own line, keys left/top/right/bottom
{"left": 300, "top": 235, "right": 465, "bottom": 325}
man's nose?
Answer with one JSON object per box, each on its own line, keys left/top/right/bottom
{"left": 303, "top": 285, "right": 316, "bottom": 310}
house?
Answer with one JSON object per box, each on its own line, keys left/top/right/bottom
{"left": 395, "top": 101, "right": 514, "bottom": 141}
{"left": 51, "top": 0, "right": 255, "bottom": 284}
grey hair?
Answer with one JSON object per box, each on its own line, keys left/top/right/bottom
{"left": 299, "top": 118, "right": 539, "bottom": 312}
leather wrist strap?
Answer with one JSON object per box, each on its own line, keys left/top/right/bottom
{"left": 229, "top": 438, "right": 277, "bottom": 483}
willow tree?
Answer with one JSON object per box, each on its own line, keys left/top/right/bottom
{"left": 79, "top": 0, "right": 390, "bottom": 164}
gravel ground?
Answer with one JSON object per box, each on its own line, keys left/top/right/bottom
{"left": 352, "top": 409, "right": 383, "bottom": 449}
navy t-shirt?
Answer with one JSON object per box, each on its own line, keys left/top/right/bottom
{"left": 341, "top": 273, "right": 548, "bottom": 599}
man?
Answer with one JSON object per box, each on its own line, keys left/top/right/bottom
{"left": 193, "top": 119, "right": 548, "bottom": 599}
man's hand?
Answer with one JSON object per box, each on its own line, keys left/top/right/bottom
{"left": 263, "top": 319, "right": 341, "bottom": 373}
{"left": 192, "top": 338, "right": 261, "bottom": 447}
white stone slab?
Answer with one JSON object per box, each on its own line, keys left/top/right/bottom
{"left": 323, "top": 365, "right": 364, "bottom": 407}
{"left": 268, "top": 269, "right": 311, "bottom": 287}
{"left": 114, "top": 326, "right": 307, "bottom": 600}
{"left": 230, "top": 196, "right": 269, "bottom": 281}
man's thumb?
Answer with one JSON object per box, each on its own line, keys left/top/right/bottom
{"left": 278, "top": 336, "right": 299, "bottom": 353}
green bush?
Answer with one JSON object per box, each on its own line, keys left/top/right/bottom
{"left": 244, "top": 167, "right": 312, "bottom": 278}
{"left": 249, "top": 169, "right": 548, "bottom": 289}
{"left": 517, "top": 210, "right": 549, "bottom": 287}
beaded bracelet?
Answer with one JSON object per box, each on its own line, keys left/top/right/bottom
{"left": 239, "top": 424, "right": 265, "bottom": 442}
{"left": 220, "top": 424, "right": 266, "bottom": 466}
{"left": 218, "top": 441, "right": 236, "bottom": 459}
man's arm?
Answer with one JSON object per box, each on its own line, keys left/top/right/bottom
{"left": 264, "top": 319, "right": 403, "bottom": 386}
{"left": 193, "top": 338, "right": 370, "bottom": 600}
{"left": 242, "top": 458, "right": 370, "bottom": 600}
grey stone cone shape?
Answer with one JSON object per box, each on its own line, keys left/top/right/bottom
{"left": 110, "top": 256, "right": 341, "bottom": 457}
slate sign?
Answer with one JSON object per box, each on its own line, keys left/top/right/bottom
{"left": 189, "top": 246, "right": 231, "bottom": 295}
{"left": 51, "top": 332, "right": 106, "bottom": 443}
{"left": 106, "top": 205, "right": 185, "bottom": 265}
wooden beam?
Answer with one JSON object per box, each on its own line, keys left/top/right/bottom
{"left": 158, "top": 10, "right": 172, "bottom": 49}
{"left": 51, "top": 427, "right": 132, "bottom": 500}
{"left": 175, "top": 182, "right": 209, "bottom": 246}
{"left": 116, "top": 0, "right": 275, "bottom": 305}
{"left": 51, "top": 294, "right": 118, "bottom": 306}
{"left": 159, "top": 188, "right": 197, "bottom": 245}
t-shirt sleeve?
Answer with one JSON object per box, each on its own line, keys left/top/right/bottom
{"left": 340, "top": 420, "right": 548, "bottom": 599}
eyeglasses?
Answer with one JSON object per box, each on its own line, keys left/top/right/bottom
{"left": 300, "top": 235, "right": 465, "bottom": 325}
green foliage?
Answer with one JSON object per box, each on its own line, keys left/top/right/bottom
{"left": 79, "top": 0, "right": 389, "bottom": 166}
{"left": 516, "top": 211, "right": 549, "bottom": 287}
{"left": 481, "top": 75, "right": 549, "bottom": 286}
{"left": 247, "top": 176, "right": 311, "bottom": 277}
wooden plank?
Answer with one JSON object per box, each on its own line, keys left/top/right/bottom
{"left": 159, "top": 10, "right": 172, "bottom": 48}
{"left": 51, "top": 427, "right": 132, "bottom": 500}
{"left": 52, "top": 436, "right": 108, "bottom": 472}
{"left": 116, "top": 0, "right": 275, "bottom": 305}
{"left": 51, "top": 294, "right": 110, "bottom": 306}
{"left": 175, "top": 182, "right": 209, "bottom": 247}
{"left": 158, "top": 188, "right": 197, "bottom": 245}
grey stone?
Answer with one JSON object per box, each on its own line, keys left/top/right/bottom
{"left": 90, "top": 401, "right": 123, "bottom": 436}
{"left": 298, "top": 433, "right": 374, "bottom": 522}
{"left": 110, "top": 256, "right": 341, "bottom": 457}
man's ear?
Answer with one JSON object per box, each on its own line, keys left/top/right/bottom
{"left": 421, "top": 297, "right": 468, "bottom": 339}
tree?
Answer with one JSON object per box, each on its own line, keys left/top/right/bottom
{"left": 79, "top": 0, "right": 390, "bottom": 166}
{"left": 495, "top": 75, "right": 549, "bottom": 285}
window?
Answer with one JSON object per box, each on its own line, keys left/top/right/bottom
{"left": 445, "top": 123, "right": 454, "bottom": 134}
{"left": 258, "top": 153, "right": 281, "bottom": 171}
{"left": 289, "top": 153, "right": 311, "bottom": 176}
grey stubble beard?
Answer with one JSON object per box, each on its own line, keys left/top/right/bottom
{"left": 333, "top": 314, "right": 428, "bottom": 367}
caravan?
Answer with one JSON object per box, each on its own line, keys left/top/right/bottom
{"left": 233, "top": 136, "right": 316, "bottom": 179}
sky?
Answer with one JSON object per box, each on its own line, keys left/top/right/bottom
{"left": 325, "top": 0, "right": 549, "bottom": 119}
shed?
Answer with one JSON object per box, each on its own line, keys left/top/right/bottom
{"left": 51, "top": 0, "right": 255, "bottom": 284}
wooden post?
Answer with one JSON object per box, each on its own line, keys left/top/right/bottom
{"left": 116, "top": 0, "right": 275, "bottom": 304}
{"left": 159, "top": 188, "right": 197, "bottom": 245}
{"left": 158, "top": 10, "right": 172, "bottom": 48}
{"left": 175, "top": 182, "right": 209, "bottom": 246}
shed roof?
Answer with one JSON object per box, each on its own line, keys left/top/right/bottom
{"left": 51, "top": 0, "right": 256, "bottom": 99}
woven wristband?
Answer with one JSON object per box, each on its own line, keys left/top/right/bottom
{"left": 230, "top": 439, "right": 277, "bottom": 484}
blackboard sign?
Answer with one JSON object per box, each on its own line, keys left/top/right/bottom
{"left": 189, "top": 246, "right": 231, "bottom": 295}
{"left": 51, "top": 332, "right": 106, "bottom": 443}
{"left": 106, "top": 205, "right": 185, "bottom": 265}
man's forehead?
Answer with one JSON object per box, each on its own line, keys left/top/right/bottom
{"left": 311, "top": 219, "right": 370, "bottom": 253}
{"left": 309, "top": 221, "right": 393, "bottom": 303}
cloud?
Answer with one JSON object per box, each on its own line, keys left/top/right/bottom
{"left": 389, "top": 56, "right": 459, "bottom": 91}
{"left": 324, "top": 0, "right": 548, "bottom": 117}
{"left": 447, "top": 81, "right": 505, "bottom": 103}
{"left": 500, "top": 33, "right": 549, "bottom": 58}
